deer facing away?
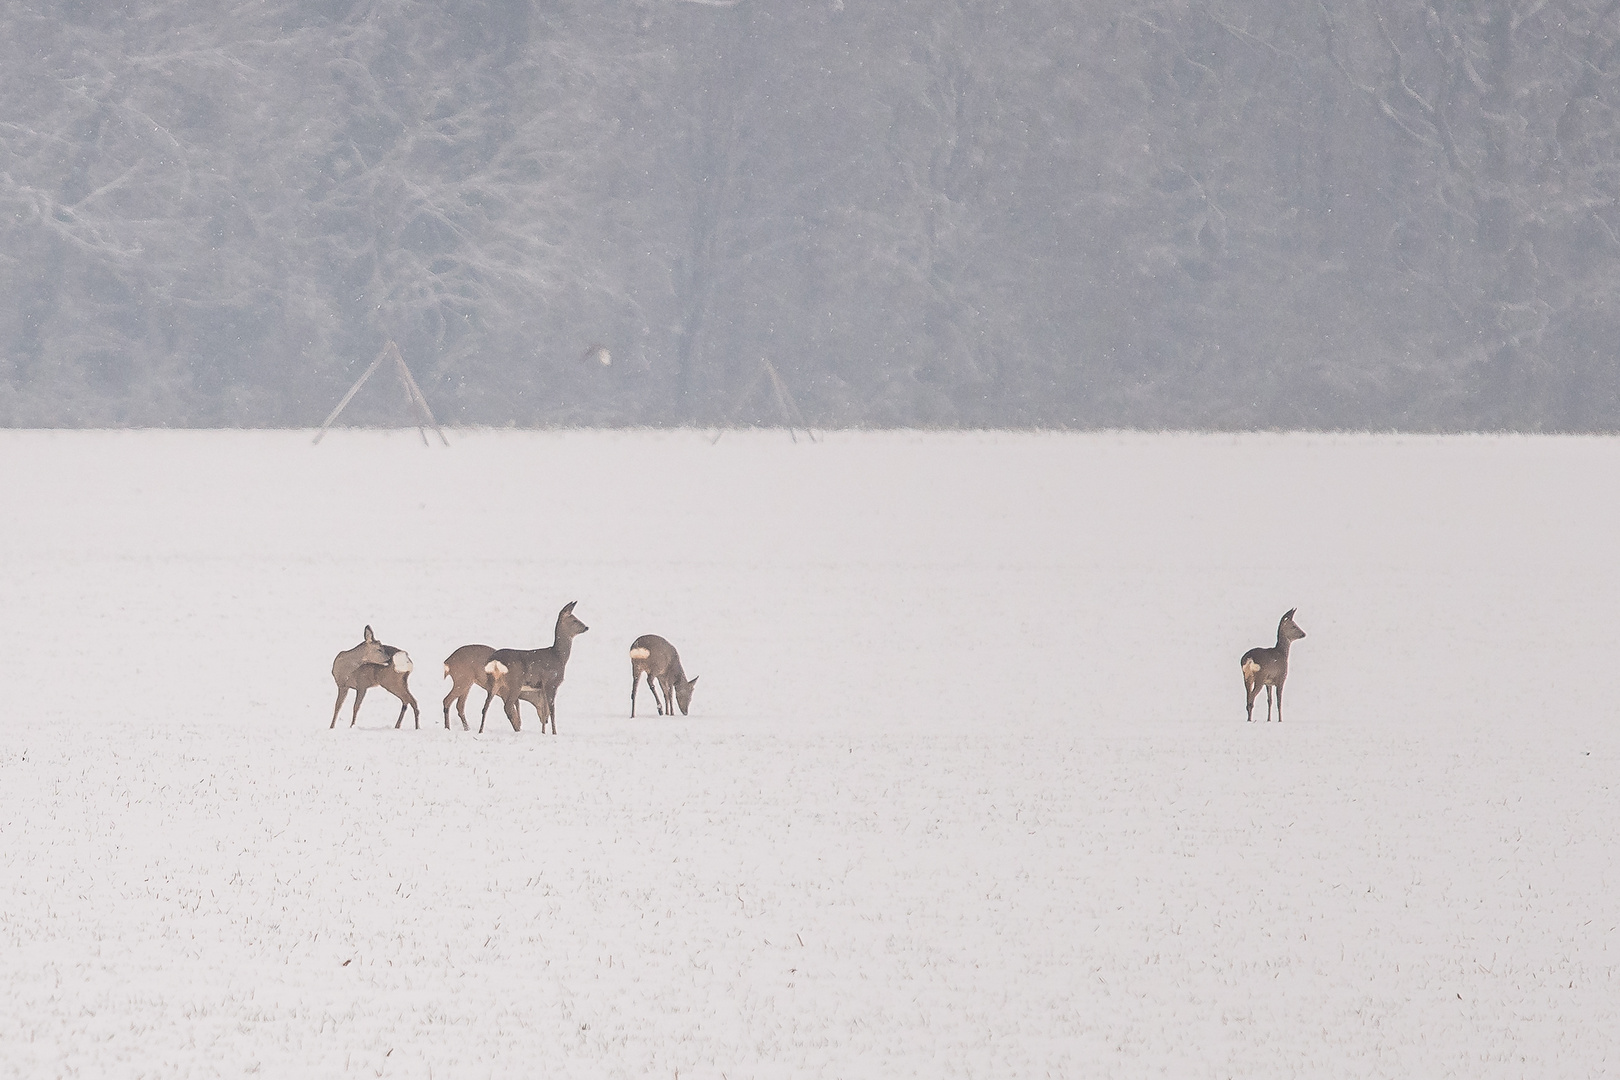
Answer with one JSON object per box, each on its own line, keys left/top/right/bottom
{"left": 331, "top": 626, "right": 420, "bottom": 729}
{"left": 629, "top": 635, "right": 699, "bottom": 717}
{"left": 482, "top": 601, "right": 589, "bottom": 735}
{"left": 1240, "top": 608, "right": 1306, "bottom": 722}
{"left": 442, "top": 644, "right": 497, "bottom": 730}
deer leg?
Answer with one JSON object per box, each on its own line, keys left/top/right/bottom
{"left": 1264, "top": 684, "right": 1273, "bottom": 722}
{"left": 524, "top": 688, "right": 549, "bottom": 735}
{"left": 442, "top": 685, "right": 461, "bottom": 729}
{"left": 350, "top": 685, "right": 369, "bottom": 727}
{"left": 331, "top": 687, "right": 350, "bottom": 729}
{"left": 1244, "top": 679, "right": 1259, "bottom": 722}
{"left": 505, "top": 694, "right": 522, "bottom": 732}
{"left": 648, "top": 674, "right": 666, "bottom": 715}
{"left": 403, "top": 679, "right": 420, "bottom": 729}
{"left": 1275, "top": 680, "right": 1285, "bottom": 723}
{"left": 631, "top": 669, "right": 640, "bottom": 718}
{"left": 393, "top": 686, "right": 419, "bottom": 730}
{"left": 478, "top": 687, "right": 495, "bottom": 731}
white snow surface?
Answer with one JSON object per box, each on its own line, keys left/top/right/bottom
{"left": 1, "top": 429, "right": 1617, "bottom": 1078}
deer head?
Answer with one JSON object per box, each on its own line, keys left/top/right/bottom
{"left": 674, "top": 674, "right": 699, "bottom": 716}
{"left": 557, "top": 601, "right": 589, "bottom": 640}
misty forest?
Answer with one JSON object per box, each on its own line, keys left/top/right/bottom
{"left": 1, "top": 0, "right": 1617, "bottom": 430}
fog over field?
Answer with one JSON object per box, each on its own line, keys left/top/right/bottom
{"left": 1, "top": 430, "right": 1616, "bottom": 1077}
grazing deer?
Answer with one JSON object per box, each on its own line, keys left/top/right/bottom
{"left": 331, "top": 627, "right": 420, "bottom": 729}
{"left": 442, "top": 644, "right": 497, "bottom": 730}
{"left": 629, "top": 635, "right": 699, "bottom": 717}
{"left": 483, "top": 601, "right": 589, "bottom": 734}
{"left": 1240, "top": 608, "right": 1306, "bottom": 722}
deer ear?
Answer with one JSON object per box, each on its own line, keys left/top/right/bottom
{"left": 687, "top": 676, "right": 698, "bottom": 686}
{"left": 562, "top": 601, "right": 577, "bottom": 614}
{"left": 364, "top": 625, "right": 375, "bottom": 642}
{"left": 1283, "top": 608, "right": 1296, "bottom": 620}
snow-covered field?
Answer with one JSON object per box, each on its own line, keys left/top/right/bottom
{"left": 1, "top": 429, "right": 1617, "bottom": 1079}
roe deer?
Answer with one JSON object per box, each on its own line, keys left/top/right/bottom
{"left": 629, "top": 635, "right": 699, "bottom": 717}
{"left": 1240, "top": 608, "right": 1306, "bottom": 722}
{"left": 331, "top": 627, "right": 420, "bottom": 729}
{"left": 442, "top": 644, "right": 497, "bottom": 730}
{"left": 484, "top": 601, "right": 589, "bottom": 735}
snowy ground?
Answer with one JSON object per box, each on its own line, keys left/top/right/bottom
{"left": 1, "top": 429, "right": 1617, "bottom": 1079}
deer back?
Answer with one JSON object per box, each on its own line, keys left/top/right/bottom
{"left": 444, "top": 644, "right": 497, "bottom": 689}
{"left": 629, "top": 634, "right": 680, "bottom": 678}
{"left": 486, "top": 647, "right": 546, "bottom": 695}
{"left": 353, "top": 646, "right": 414, "bottom": 694}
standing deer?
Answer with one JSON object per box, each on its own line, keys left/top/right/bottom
{"left": 629, "top": 635, "right": 699, "bottom": 717}
{"left": 483, "top": 601, "right": 589, "bottom": 734}
{"left": 442, "top": 644, "right": 497, "bottom": 730}
{"left": 1240, "top": 608, "right": 1307, "bottom": 722}
{"left": 331, "top": 627, "right": 420, "bottom": 729}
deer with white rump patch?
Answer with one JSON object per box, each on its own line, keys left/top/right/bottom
{"left": 482, "top": 601, "right": 589, "bottom": 734}
{"left": 1240, "top": 608, "right": 1306, "bottom": 722}
{"left": 629, "top": 635, "right": 699, "bottom": 717}
{"left": 331, "top": 626, "right": 421, "bottom": 729}
{"left": 441, "top": 644, "right": 497, "bottom": 730}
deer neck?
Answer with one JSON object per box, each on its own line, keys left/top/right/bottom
{"left": 1274, "top": 632, "right": 1293, "bottom": 656}
{"left": 334, "top": 648, "right": 366, "bottom": 681}
{"left": 551, "top": 629, "right": 577, "bottom": 663}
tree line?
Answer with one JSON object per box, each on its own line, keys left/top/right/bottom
{"left": 1, "top": 0, "right": 1616, "bottom": 430}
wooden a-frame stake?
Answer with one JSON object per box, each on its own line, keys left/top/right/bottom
{"left": 710, "top": 357, "right": 817, "bottom": 444}
{"left": 313, "top": 341, "right": 449, "bottom": 446}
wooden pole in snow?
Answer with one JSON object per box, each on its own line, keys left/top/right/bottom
{"left": 763, "top": 358, "right": 817, "bottom": 444}
{"left": 710, "top": 358, "right": 816, "bottom": 444}
{"left": 389, "top": 342, "right": 449, "bottom": 446}
{"left": 312, "top": 344, "right": 390, "bottom": 445}
{"left": 312, "top": 341, "right": 449, "bottom": 446}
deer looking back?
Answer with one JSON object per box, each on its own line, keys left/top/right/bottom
{"left": 331, "top": 626, "right": 420, "bottom": 729}
{"left": 483, "top": 601, "right": 589, "bottom": 734}
{"left": 629, "top": 634, "right": 698, "bottom": 717}
{"left": 1240, "top": 608, "right": 1306, "bottom": 722}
